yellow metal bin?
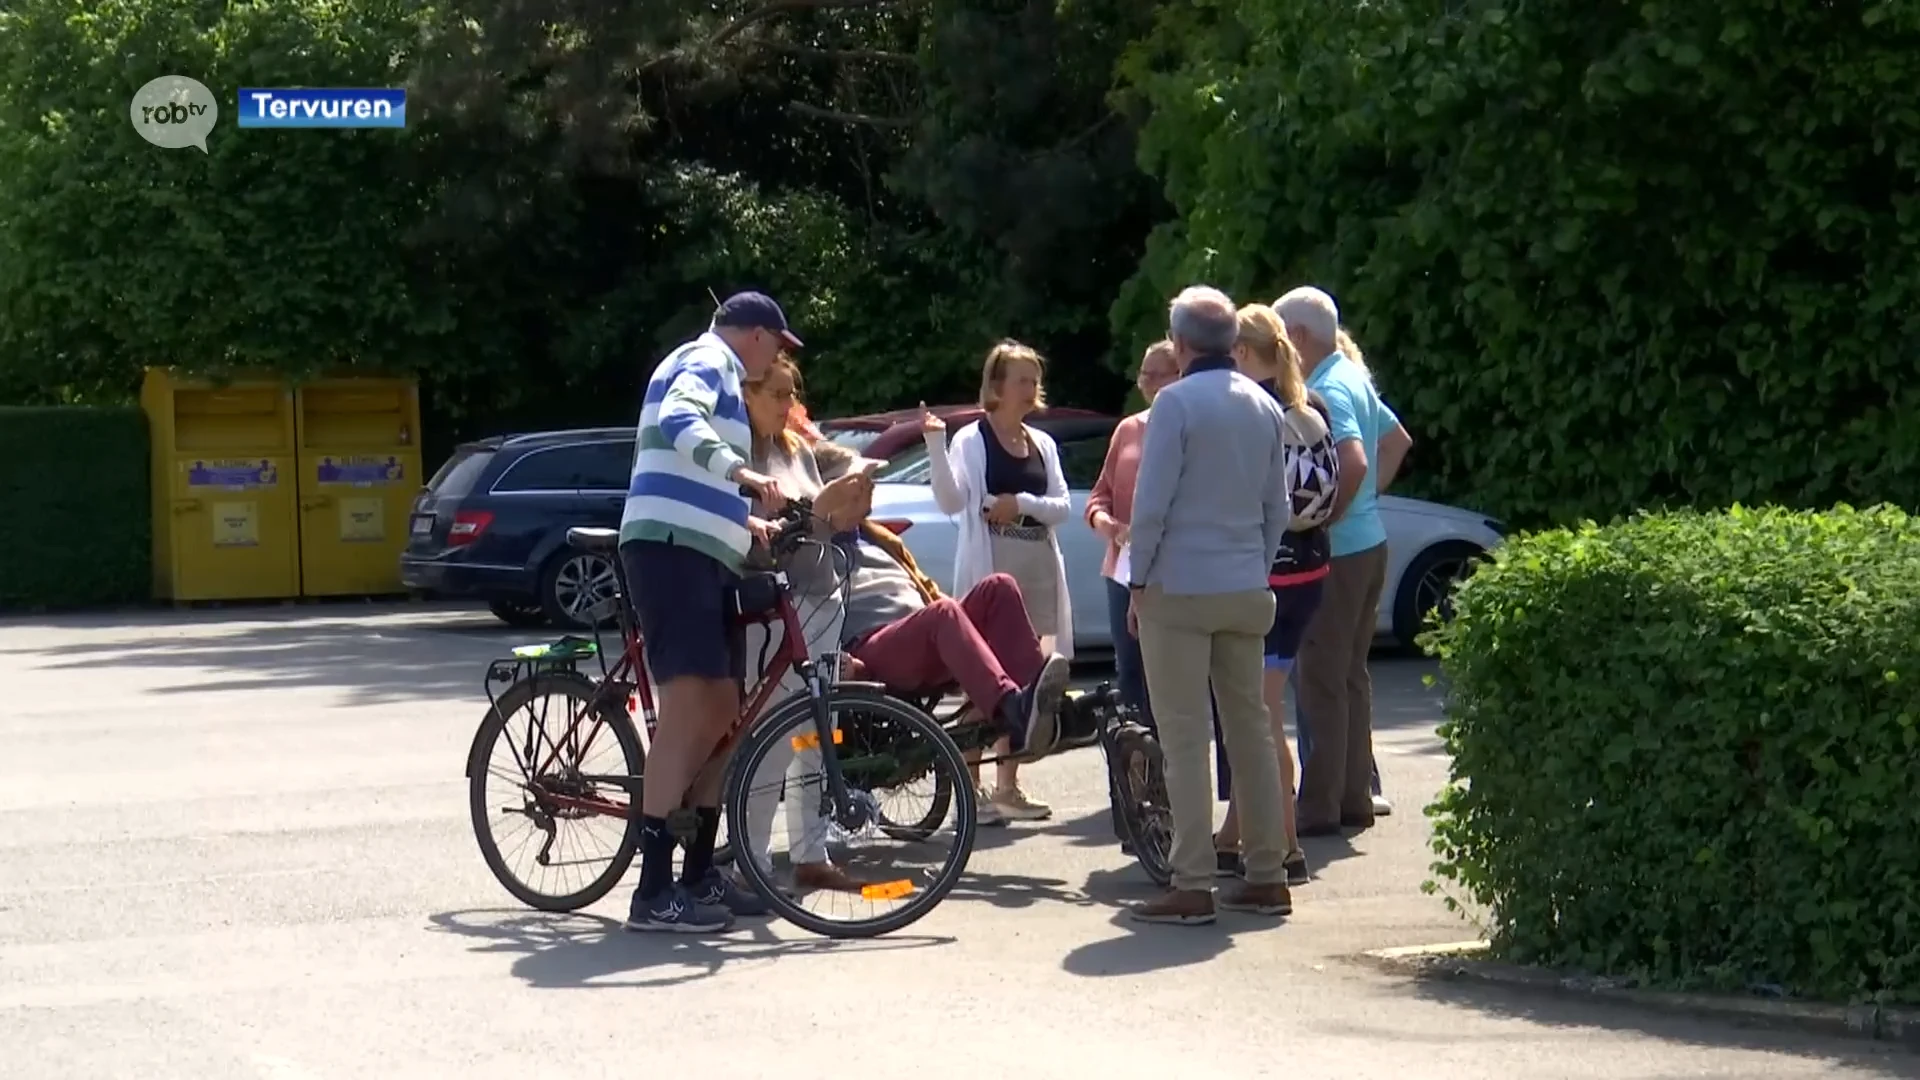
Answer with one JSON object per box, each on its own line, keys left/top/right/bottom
{"left": 140, "top": 370, "right": 301, "bottom": 601}
{"left": 294, "top": 377, "right": 423, "bottom": 596}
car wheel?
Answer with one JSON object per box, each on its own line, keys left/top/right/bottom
{"left": 487, "top": 600, "right": 548, "bottom": 629}
{"left": 539, "top": 549, "right": 620, "bottom": 631}
{"left": 1391, "top": 540, "right": 1484, "bottom": 653}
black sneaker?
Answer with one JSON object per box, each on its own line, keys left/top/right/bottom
{"left": 625, "top": 884, "right": 734, "bottom": 933}
{"left": 687, "top": 868, "right": 772, "bottom": 917}
{"left": 1284, "top": 850, "right": 1311, "bottom": 886}
{"left": 1214, "top": 849, "right": 1243, "bottom": 878}
{"left": 1000, "top": 653, "right": 1068, "bottom": 757}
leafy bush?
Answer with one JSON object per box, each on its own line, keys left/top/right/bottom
{"left": 1424, "top": 505, "right": 1920, "bottom": 1003}
{"left": 0, "top": 407, "right": 150, "bottom": 610}
{"left": 1114, "top": 0, "right": 1920, "bottom": 525}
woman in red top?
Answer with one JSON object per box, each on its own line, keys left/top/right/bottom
{"left": 1086, "top": 340, "right": 1179, "bottom": 730}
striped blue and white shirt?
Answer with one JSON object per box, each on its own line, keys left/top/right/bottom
{"left": 619, "top": 331, "right": 753, "bottom": 571}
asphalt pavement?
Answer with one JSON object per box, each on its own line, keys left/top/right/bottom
{"left": 2, "top": 602, "right": 1915, "bottom": 1079}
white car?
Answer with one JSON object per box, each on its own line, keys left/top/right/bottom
{"left": 859, "top": 422, "right": 1505, "bottom": 651}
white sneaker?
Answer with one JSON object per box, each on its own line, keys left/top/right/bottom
{"left": 975, "top": 786, "right": 1008, "bottom": 827}
{"left": 1372, "top": 793, "right": 1394, "bottom": 817}
{"left": 992, "top": 784, "right": 1053, "bottom": 822}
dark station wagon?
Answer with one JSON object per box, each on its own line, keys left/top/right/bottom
{"left": 401, "top": 428, "right": 634, "bottom": 629}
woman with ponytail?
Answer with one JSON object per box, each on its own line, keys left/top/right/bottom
{"left": 1205, "top": 304, "right": 1336, "bottom": 886}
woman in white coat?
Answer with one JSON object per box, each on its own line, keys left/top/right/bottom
{"left": 919, "top": 339, "right": 1074, "bottom": 822}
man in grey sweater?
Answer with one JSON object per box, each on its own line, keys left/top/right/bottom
{"left": 1126, "top": 285, "right": 1295, "bottom": 924}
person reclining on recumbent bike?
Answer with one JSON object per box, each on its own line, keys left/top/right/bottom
{"left": 741, "top": 374, "right": 1071, "bottom": 826}
{"left": 800, "top": 439, "right": 1073, "bottom": 824}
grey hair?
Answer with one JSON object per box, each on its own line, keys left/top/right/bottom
{"left": 1273, "top": 286, "right": 1340, "bottom": 348}
{"left": 1168, "top": 286, "right": 1238, "bottom": 355}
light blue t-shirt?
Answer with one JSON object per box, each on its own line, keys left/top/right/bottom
{"left": 1307, "top": 351, "right": 1398, "bottom": 557}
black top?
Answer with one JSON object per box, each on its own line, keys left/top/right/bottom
{"left": 977, "top": 420, "right": 1047, "bottom": 497}
{"left": 1260, "top": 379, "right": 1334, "bottom": 581}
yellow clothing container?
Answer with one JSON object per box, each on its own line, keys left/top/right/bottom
{"left": 294, "top": 377, "right": 424, "bottom": 596}
{"left": 140, "top": 370, "right": 301, "bottom": 601}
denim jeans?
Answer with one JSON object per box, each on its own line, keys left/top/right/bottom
{"left": 1105, "top": 578, "right": 1146, "bottom": 840}
{"left": 1104, "top": 577, "right": 1153, "bottom": 730}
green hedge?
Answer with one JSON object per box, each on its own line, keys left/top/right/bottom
{"left": 1425, "top": 506, "right": 1920, "bottom": 1003}
{"left": 0, "top": 406, "right": 150, "bottom": 609}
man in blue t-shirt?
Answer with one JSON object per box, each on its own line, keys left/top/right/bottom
{"left": 1273, "top": 287, "right": 1413, "bottom": 837}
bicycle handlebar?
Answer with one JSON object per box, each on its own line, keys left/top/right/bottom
{"left": 740, "top": 489, "right": 818, "bottom": 560}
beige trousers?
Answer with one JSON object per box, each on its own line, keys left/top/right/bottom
{"left": 1136, "top": 584, "right": 1288, "bottom": 891}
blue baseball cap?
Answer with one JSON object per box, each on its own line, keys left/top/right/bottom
{"left": 713, "top": 291, "right": 803, "bottom": 349}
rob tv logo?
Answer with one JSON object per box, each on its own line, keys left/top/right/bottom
{"left": 141, "top": 99, "right": 210, "bottom": 126}
{"left": 129, "top": 75, "right": 219, "bottom": 153}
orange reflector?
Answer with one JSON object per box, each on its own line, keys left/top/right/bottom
{"left": 789, "top": 729, "right": 846, "bottom": 752}
{"left": 860, "top": 879, "right": 915, "bottom": 901}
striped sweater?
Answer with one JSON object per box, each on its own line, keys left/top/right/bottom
{"left": 619, "top": 331, "right": 753, "bottom": 571}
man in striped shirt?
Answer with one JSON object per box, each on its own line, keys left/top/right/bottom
{"left": 620, "top": 291, "right": 797, "bottom": 933}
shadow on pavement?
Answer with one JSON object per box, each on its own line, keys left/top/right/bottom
{"left": 0, "top": 603, "right": 535, "bottom": 705}
{"left": 1060, "top": 908, "right": 1292, "bottom": 978}
{"left": 426, "top": 908, "right": 953, "bottom": 990}
{"left": 1366, "top": 657, "right": 1446, "bottom": 735}
{"left": 1394, "top": 977, "right": 1920, "bottom": 1076}
{"left": 944, "top": 869, "right": 1101, "bottom": 911}
{"left": 975, "top": 805, "right": 1366, "bottom": 882}
{"left": 971, "top": 807, "right": 1114, "bottom": 856}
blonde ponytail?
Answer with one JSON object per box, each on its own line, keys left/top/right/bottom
{"left": 1234, "top": 304, "right": 1308, "bottom": 409}
{"left": 1335, "top": 328, "right": 1367, "bottom": 374}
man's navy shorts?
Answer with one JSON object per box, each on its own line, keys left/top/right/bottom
{"left": 620, "top": 538, "right": 745, "bottom": 683}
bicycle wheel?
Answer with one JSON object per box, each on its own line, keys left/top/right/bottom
{"left": 1109, "top": 723, "right": 1173, "bottom": 887}
{"left": 712, "top": 712, "right": 947, "bottom": 859}
{"left": 468, "top": 672, "right": 643, "bottom": 912}
{"left": 726, "top": 689, "right": 976, "bottom": 938}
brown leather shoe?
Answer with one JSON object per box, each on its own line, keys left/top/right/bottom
{"left": 1219, "top": 881, "right": 1292, "bottom": 916}
{"left": 1129, "top": 889, "right": 1216, "bottom": 925}
{"left": 793, "top": 861, "right": 866, "bottom": 893}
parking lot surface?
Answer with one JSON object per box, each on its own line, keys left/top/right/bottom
{"left": 2, "top": 603, "right": 1913, "bottom": 1078}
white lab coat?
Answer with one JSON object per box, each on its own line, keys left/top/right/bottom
{"left": 923, "top": 420, "right": 1075, "bottom": 660}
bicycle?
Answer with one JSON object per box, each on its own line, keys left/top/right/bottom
{"left": 1086, "top": 687, "right": 1175, "bottom": 886}
{"left": 464, "top": 495, "right": 980, "bottom": 938}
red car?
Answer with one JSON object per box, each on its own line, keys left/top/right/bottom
{"left": 818, "top": 405, "right": 1108, "bottom": 462}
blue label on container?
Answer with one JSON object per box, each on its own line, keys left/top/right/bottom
{"left": 316, "top": 455, "right": 404, "bottom": 486}
{"left": 187, "top": 459, "right": 278, "bottom": 488}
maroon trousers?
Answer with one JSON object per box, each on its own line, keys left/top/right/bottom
{"left": 848, "top": 573, "right": 1044, "bottom": 716}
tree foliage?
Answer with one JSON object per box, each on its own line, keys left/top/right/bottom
{"left": 894, "top": 0, "right": 1164, "bottom": 401}
{"left": 0, "top": 0, "right": 1157, "bottom": 462}
{"left": 0, "top": 0, "right": 441, "bottom": 402}
{"left": 1117, "top": 0, "right": 1920, "bottom": 524}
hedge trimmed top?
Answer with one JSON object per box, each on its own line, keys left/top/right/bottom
{"left": 1427, "top": 505, "right": 1920, "bottom": 1003}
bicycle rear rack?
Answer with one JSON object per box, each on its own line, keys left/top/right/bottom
{"left": 483, "top": 636, "right": 601, "bottom": 715}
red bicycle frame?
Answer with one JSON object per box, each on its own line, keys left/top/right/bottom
{"left": 526, "top": 576, "right": 814, "bottom": 822}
